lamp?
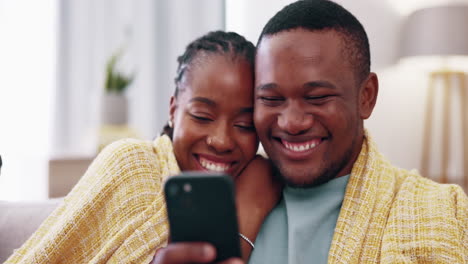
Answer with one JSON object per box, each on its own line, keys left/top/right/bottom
{"left": 400, "top": 5, "right": 468, "bottom": 189}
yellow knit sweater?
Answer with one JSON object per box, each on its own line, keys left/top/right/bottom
{"left": 328, "top": 133, "right": 468, "bottom": 263}
{"left": 6, "top": 136, "right": 180, "bottom": 264}
{"left": 6, "top": 134, "right": 468, "bottom": 263}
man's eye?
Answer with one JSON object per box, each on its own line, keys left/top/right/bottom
{"left": 259, "top": 96, "right": 284, "bottom": 106}
{"left": 306, "top": 95, "right": 329, "bottom": 100}
{"left": 260, "top": 96, "right": 283, "bottom": 101}
{"left": 305, "top": 95, "right": 333, "bottom": 104}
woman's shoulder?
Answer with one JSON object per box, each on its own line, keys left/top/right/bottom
{"left": 83, "top": 136, "right": 178, "bottom": 189}
{"left": 86, "top": 138, "right": 162, "bottom": 182}
{"left": 97, "top": 137, "right": 169, "bottom": 166}
{"left": 103, "top": 137, "right": 155, "bottom": 155}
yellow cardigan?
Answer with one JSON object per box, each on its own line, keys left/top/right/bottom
{"left": 6, "top": 134, "right": 468, "bottom": 263}
{"left": 6, "top": 136, "right": 179, "bottom": 264}
{"left": 328, "top": 133, "right": 467, "bottom": 263}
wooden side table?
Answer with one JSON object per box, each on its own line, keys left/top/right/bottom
{"left": 48, "top": 157, "right": 94, "bottom": 198}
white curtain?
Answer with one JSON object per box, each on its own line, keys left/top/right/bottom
{"left": 53, "top": 0, "right": 225, "bottom": 156}
{"left": 0, "top": 0, "right": 57, "bottom": 200}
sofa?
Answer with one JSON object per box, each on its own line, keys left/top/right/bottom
{"left": 0, "top": 155, "right": 92, "bottom": 262}
{"left": 0, "top": 199, "right": 62, "bottom": 262}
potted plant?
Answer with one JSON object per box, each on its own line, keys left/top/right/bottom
{"left": 101, "top": 51, "right": 134, "bottom": 125}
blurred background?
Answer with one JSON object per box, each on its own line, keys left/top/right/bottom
{"left": 1, "top": 0, "right": 467, "bottom": 201}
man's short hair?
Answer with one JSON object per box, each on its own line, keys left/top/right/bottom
{"left": 258, "top": 0, "right": 370, "bottom": 83}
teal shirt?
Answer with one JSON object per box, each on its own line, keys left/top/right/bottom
{"left": 248, "top": 175, "right": 350, "bottom": 264}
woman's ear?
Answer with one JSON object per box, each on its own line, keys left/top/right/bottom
{"left": 359, "top": 73, "right": 379, "bottom": 120}
{"left": 169, "top": 96, "right": 176, "bottom": 124}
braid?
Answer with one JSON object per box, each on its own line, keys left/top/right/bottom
{"left": 161, "top": 31, "right": 255, "bottom": 138}
{"left": 174, "top": 31, "right": 255, "bottom": 97}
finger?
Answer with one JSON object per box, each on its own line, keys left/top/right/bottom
{"left": 217, "top": 257, "right": 244, "bottom": 264}
{"left": 152, "top": 242, "right": 216, "bottom": 264}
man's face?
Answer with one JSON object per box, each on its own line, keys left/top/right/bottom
{"left": 255, "top": 29, "right": 374, "bottom": 187}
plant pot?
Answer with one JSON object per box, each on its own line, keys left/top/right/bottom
{"left": 101, "top": 93, "right": 128, "bottom": 125}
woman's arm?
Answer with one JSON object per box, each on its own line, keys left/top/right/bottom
{"left": 234, "top": 155, "right": 283, "bottom": 261}
{"left": 152, "top": 156, "right": 282, "bottom": 264}
{"left": 5, "top": 139, "right": 170, "bottom": 264}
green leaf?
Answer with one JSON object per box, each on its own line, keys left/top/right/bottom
{"left": 104, "top": 50, "right": 135, "bottom": 94}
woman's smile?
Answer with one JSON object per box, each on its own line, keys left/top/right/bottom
{"left": 195, "top": 154, "right": 236, "bottom": 173}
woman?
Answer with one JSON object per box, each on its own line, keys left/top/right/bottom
{"left": 6, "top": 31, "right": 281, "bottom": 264}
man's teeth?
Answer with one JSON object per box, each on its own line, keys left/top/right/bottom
{"left": 284, "top": 141, "right": 318, "bottom": 152}
{"left": 200, "top": 158, "right": 230, "bottom": 172}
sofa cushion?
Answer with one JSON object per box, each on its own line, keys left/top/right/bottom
{"left": 0, "top": 199, "right": 61, "bottom": 262}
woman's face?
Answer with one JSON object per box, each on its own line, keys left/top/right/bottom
{"left": 170, "top": 54, "right": 258, "bottom": 179}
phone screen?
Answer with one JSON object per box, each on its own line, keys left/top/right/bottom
{"left": 164, "top": 172, "right": 242, "bottom": 262}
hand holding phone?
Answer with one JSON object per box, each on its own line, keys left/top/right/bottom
{"left": 151, "top": 242, "right": 244, "bottom": 264}
{"left": 163, "top": 172, "right": 242, "bottom": 262}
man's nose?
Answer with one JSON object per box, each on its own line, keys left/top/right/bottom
{"left": 277, "top": 104, "right": 314, "bottom": 135}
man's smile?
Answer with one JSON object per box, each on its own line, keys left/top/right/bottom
{"left": 281, "top": 138, "right": 322, "bottom": 152}
{"left": 271, "top": 136, "right": 326, "bottom": 160}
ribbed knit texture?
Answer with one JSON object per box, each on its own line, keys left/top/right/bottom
{"left": 5, "top": 135, "right": 179, "bottom": 264}
{"left": 5, "top": 133, "right": 468, "bottom": 263}
{"left": 328, "top": 132, "right": 468, "bottom": 263}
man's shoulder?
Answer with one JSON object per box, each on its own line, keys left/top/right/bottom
{"left": 394, "top": 168, "right": 466, "bottom": 199}
{"left": 381, "top": 169, "right": 468, "bottom": 260}
{"left": 388, "top": 168, "right": 467, "bottom": 222}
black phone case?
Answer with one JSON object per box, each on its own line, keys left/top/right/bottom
{"left": 164, "top": 172, "right": 242, "bottom": 262}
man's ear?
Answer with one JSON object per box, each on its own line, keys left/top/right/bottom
{"left": 169, "top": 96, "right": 176, "bottom": 123}
{"left": 359, "top": 73, "right": 379, "bottom": 120}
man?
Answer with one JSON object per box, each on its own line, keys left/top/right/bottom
{"left": 250, "top": 0, "right": 467, "bottom": 263}
{"left": 156, "top": 0, "right": 467, "bottom": 263}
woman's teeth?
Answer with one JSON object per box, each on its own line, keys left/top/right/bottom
{"left": 199, "top": 157, "right": 230, "bottom": 172}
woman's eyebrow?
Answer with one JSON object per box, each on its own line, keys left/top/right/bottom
{"left": 189, "top": 97, "right": 216, "bottom": 106}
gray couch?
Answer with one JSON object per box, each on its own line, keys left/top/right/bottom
{"left": 0, "top": 156, "right": 92, "bottom": 262}
{"left": 0, "top": 199, "right": 62, "bottom": 262}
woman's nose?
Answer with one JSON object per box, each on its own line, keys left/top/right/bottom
{"left": 207, "top": 124, "right": 235, "bottom": 153}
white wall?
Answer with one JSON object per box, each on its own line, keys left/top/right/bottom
{"left": 54, "top": 0, "right": 225, "bottom": 156}
{"left": 0, "top": 0, "right": 57, "bottom": 200}
{"left": 1, "top": 0, "right": 225, "bottom": 201}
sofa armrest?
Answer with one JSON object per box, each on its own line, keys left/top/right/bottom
{"left": 0, "top": 199, "right": 61, "bottom": 262}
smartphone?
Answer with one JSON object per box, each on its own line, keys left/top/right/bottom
{"left": 164, "top": 172, "right": 242, "bottom": 262}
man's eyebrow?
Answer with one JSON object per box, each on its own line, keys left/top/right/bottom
{"left": 189, "top": 97, "right": 216, "bottom": 106}
{"left": 303, "top": 81, "right": 336, "bottom": 89}
{"left": 255, "top": 83, "right": 278, "bottom": 91}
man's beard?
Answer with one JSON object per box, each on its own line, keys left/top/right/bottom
{"left": 271, "top": 140, "right": 355, "bottom": 188}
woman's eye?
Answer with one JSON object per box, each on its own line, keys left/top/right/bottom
{"left": 235, "top": 124, "right": 255, "bottom": 132}
{"left": 190, "top": 114, "right": 212, "bottom": 122}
